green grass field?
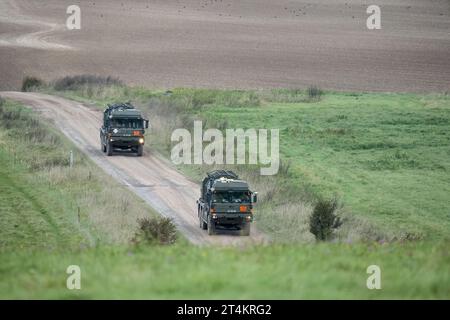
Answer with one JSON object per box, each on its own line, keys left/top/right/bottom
{"left": 1, "top": 82, "right": 449, "bottom": 299}
{"left": 2, "top": 242, "right": 449, "bottom": 299}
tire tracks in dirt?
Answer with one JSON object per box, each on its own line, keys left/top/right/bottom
{"left": 0, "top": 0, "right": 71, "bottom": 50}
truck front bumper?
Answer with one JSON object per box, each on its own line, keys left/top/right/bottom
{"left": 212, "top": 213, "right": 253, "bottom": 226}
{"left": 109, "top": 137, "right": 144, "bottom": 148}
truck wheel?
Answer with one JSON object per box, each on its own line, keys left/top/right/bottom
{"left": 241, "top": 223, "right": 251, "bottom": 236}
{"left": 137, "top": 145, "right": 143, "bottom": 157}
{"left": 198, "top": 207, "right": 208, "bottom": 230}
{"left": 201, "top": 217, "right": 207, "bottom": 230}
{"left": 101, "top": 140, "right": 106, "bottom": 153}
{"left": 106, "top": 142, "right": 113, "bottom": 156}
{"left": 207, "top": 216, "right": 216, "bottom": 235}
{"left": 199, "top": 214, "right": 207, "bottom": 230}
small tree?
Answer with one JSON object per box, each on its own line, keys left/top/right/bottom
{"left": 309, "top": 197, "right": 341, "bottom": 241}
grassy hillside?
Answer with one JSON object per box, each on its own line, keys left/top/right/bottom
{"left": 38, "top": 80, "right": 450, "bottom": 242}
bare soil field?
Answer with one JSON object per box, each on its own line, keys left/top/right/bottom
{"left": 0, "top": 0, "right": 449, "bottom": 92}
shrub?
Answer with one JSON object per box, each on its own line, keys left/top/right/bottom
{"left": 309, "top": 197, "right": 341, "bottom": 241}
{"left": 307, "top": 85, "right": 323, "bottom": 101}
{"left": 53, "top": 75, "right": 123, "bottom": 91}
{"left": 132, "top": 217, "right": 177, "bottom": 245}
{"left": 21, "top": 76, "right": 45, "bottom": 92}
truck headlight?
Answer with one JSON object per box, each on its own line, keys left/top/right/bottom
{"left": 138, "top": 138, "right": 144, "bottom": 144}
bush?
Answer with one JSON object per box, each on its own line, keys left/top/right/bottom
{"left": 309, "top": 197, "right": 341, "bottom": 241}
{"left": 21, "top": 76, "right": 45, "bottom": 92}
{"left": 307, "top": 85, "right": 323, "bottom": 101}
{"left": 132, "top": 217, "right": 177, "bottom": 245}
{"left": 53, "top": 75, "right": 123, "bottom": 91}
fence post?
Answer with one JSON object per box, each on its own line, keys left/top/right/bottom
{"left": 69, "top": 150, "right": 74, "bottom": 168}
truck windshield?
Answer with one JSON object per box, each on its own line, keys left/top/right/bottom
{"left": 212, "top": 191, "right": 251, "bottom": 203}
{"left": 111, "top": 118, "right": 143, "bottom": 129}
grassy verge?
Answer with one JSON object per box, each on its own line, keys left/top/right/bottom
{"left": 1, "top": 242, "right": 449, "bottom": 299}
{"left": 0, "top": 98, "right": 157, "bottom": 248}
{"left": 34, "top": 78, "right": 450, "bottom": 243}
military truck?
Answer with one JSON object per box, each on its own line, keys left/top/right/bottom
{"left": 197, "top": 170, "right": 257, "bottom": 236}
{"left": 100, "top": 103, "right": 149, "bottom": 156}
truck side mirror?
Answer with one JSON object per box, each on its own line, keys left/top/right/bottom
{"left": 252, "top": 192, "right": 258, "bottom": 203}
{"left": 144, "top": 120, "right": 149, "bottom": 129}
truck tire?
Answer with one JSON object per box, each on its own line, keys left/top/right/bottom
{"left": 202, "top": 218, "right": 207, "bottom": 230}
{"left": 207, "top": 216, "right": 216, "bottom": 235}
{"left": 137, "top": 145, "right": 143, "bottom": 157}
{"left": 106, "top": 141, "right": 113, "bottom": 156}
{"left": 199, "top": 214, "right": 207, "bottom": 230}
{"left": 241, "top": 223, "right": 251, "bottom": 236}
{"left": 101, "top": 139, "right": 106, "bottom": 153}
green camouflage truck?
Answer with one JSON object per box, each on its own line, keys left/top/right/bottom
{"left": 197, "top": 170, "right": 258, "bottom": 236}
{"left": 100, "top": 103, "right": 149, "bottom": 156}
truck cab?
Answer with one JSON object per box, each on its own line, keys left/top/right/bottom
{"left": 100, "top": 103, "right": 149, "bottom": 156}
{"left": 197, "top": 170, "right": 257, "bottom": 236}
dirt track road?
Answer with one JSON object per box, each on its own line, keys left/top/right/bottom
{"left": 1, "top": 91, "right": 267, "bottom": 246}
{"left": 1, "top": 0, "right": 449, "bottom": 92}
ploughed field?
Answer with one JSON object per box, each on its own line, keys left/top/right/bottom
{"left": 1, "top": 0, "right": 450, "bottom": 92}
